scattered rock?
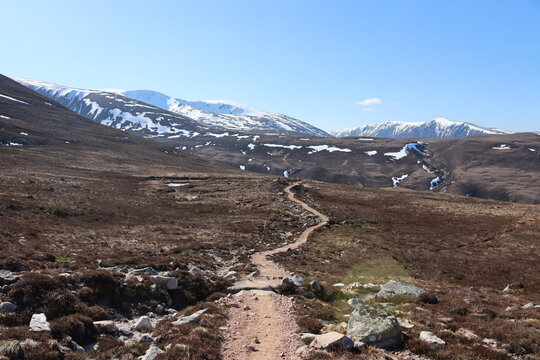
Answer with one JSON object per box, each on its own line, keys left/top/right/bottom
{"left": 482, "top": 338, "right": 497, "bottom": 348}
{"left": 349, "top": 282, "right": 380, "bottom": 290}
{"left": 172, "top": 308, "right": 207, "bottom": 326}
{"left": 419, "top": 331, "right": 445, "bottom": 348}
{"left": 29, "top": 313, "right": 51, "bottom": 332}
{"left": 138, "top": 344, "right": 164, "bottom": 360}
{"left": 0, "top": 270, "right": 22, "bottom": 285}
{"left": 456, "top": 328, "right": 480, "bottom": 341}
{"left": 309, "top": 280, "right": 322, "bottom": 293}
{"left": 2, "top": 232, "right": 14, "bottom": 237}
{"left": 309, "top": 332, "right": 354, "bottom": 350}
{"left": 188, "top": 266, "right": 207, "bottom": 275}
{"left": 134, "top": 316, "right": 153, "bottom": 332}
{"left": 376, "top": 280, "right": 425, "bottom": 298}
{"left": 503, "top": 282, "right": 524, "bottom": 292}
{"left": 0, "top": 302, "right": 17, "bottom": 312}
{"left": 333, "top": 283, "right": 345, "bottom": 289}
{"left": 6, "top": 205, "right": 19, "bottom": 211}
{"left": 521, "top": 302, "right": 539, "bottom": 310}
{"left": 93, "top": 320, "right": 118, "bottom": 334}
{"left": 346, "top": 302, "right": 402, "bottom": 348}
{"left": 224, "top": 271, "right": 237, "bottom": 279}
{"left": 228, "top": 279, "right": 273, "bottom": 292}
{"left": 138, "top": 334, "right": 154, "bottom": 344}
{"left": 152, "top": 275, "right": 178, "bottom": 290}
{"left": 128, "top": 267, "right": 158, "bottom": 276}
{"left": 292, "top": 275, "right": 305, "bottom": 286}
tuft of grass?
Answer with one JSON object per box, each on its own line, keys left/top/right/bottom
{"left": 51, "top": 205, "right": 68, "bottom": 217}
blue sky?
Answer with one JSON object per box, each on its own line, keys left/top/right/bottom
{"left": 2, "top": 0, "right": 539, "bottom": 132}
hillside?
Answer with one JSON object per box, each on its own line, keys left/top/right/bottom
{"left": 16, "top": 79, "right": 329, "bottom": 137}
{"left": 331, "top": 118, "right": 510, "bottom": 138}
{"left": 0, "top": 74, "right": 538, "bottom": 360}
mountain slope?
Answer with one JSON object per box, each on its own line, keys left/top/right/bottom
{"left": 331, "top": 118, "right": 511, "bottom": 138}
{"left": 16, "top": 79, "right": 329, "bottom": 137}
{"left": 15, "top": 78, "right": 208, "bottom": 139}
{"left": 121, "top": 89, "right": 330, "bottom": 136}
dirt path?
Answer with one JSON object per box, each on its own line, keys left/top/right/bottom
{"left": 220, "top": 181, "right": 328, "bottom": 360}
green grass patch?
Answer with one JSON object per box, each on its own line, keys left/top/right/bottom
{"left": 343, "top": 258, "right": 411, "bottom": 285}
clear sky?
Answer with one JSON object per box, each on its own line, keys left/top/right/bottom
{"left": 2, "top": 0, "right": 539, "bottom": 132}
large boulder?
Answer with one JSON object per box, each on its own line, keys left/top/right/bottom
{"left": 29, "top": 313, "right": 51, "bottom": 332}
{"left": 376, "top": 280, "right": 425, "bottom": 299}
{"left": 346, "top": 302, "right": 402, "bottom": 348}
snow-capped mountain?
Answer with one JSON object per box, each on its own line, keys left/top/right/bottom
{"left": 120, "top": 90, "right": 329, "bottom": 137}
{"left": 16, "top": 79, "right": 205, "bottom": 138}
{"left": 15, "top": 79, "right": 329, "bottom": 137}
{"left": 331, "top": 118, "right": 511, "bottom": 138}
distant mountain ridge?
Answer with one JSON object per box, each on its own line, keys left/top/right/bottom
{"left": 331, "top": 118, "right": 511, "bottom": 138}
{"left": 15, "top": 79, "right": 329, "bottom": 137}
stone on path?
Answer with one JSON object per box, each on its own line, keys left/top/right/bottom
{"left": 227, "top": 279, "right": 274, "bottom": 293}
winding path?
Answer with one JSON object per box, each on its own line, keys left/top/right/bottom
{"left": 221, "top": 181, "right": 329, "bottom": 359}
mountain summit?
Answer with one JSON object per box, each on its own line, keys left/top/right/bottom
{"left": 331, "top": 118, "right": 511, "bottom": 138}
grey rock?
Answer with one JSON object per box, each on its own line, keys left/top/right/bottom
{"left": 29, "top": 313, "right": 51, "bottom": 332}
{"left": 309, "top": 332, "right": 354, "bottom": 350}
{"left": 419, "top": 331, "right": 445, "bottom": 348}
{"left": 128, "top": 267, "right": 158, "bottom": 276}
{"left": 376, "top": 280, "right": 425, "bottom": 299}
{"left": 138, "top": 334, "right": 154, "bottom": 344}
{"left": 0, "top": 270, "right": 22, "bottom": 285}
{"left": 172, "top": 308, "right": 207, "bottom": 326}
{"left": 228, "top": 279, "right": 273, "bottom": 292}
{"left": 138, "top": 344, "right": 164, "bottom": 360}
{"left": 0, "top": 301, "right": 17, "bottom": 312}
{"left": 521, "top": 302, "right": 539, "bottom": 310}
{"left": 347, "top": 298, "right": 367, "bottom": 310}
{"left": 152, "top": 275, "right": 178, "bottom": 290}
{"left": 292, "top": 275, "right": 305, "bottom": 286}
{"left": 333, "top": 283, "right": 345, "bottom": 289}
{"left": 134, "top": 316, "right": 153, "bottom": 332}
{"left": 224, "top": 271, "right": 237, "bottom": 279}
{"left": 346, "top": 302, "right": 402, "bottom": 347}
{"left": 93, "top": 320, "right": 118, "bottom": 334}
{"left": 188, "top": 265, "right": 206, "bottom": 275}
{"left": 309, "top": 280, "right": 322, "bottom": 293}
